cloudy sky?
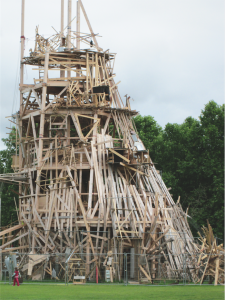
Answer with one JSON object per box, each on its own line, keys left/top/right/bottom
{"left": 0, "top": 0, "right": 224, "bottom": 150}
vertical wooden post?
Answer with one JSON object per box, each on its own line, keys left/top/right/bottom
{"left": 19, "top": 0, "right": 25, "bottom": 178}
{"left": 60, "top": 0, "right": 65, "bottom": 78}
{"left": 55, "top": 136, "right": 58, "bottom": 178}
{"left": 76, "top": 0, "right": 80, "bottom": 50}
{"left": 20, "top": 0, "right": 25, "bottom": 96}
{"left": 86, "top": 240, "right": 90, "bottom": 275}
{"left": 95, "top": 53, "right": 98, "bottom": 86}
{"left": 19, "top": 0, "right": 25, "bottom": 251}
{"left": 67, "top": 0, "right": 72, "bottom": 48}
{"left": 38, "top": 46, "right": 49, "bottom": 167}
{"left": 76, "top": 0, "right": 81, "bottom": 78}
{"left": 108, "top": 228, "right": 111, "bottom": 251}
{"left": 79, "top": 153, "right": 82, "bottom": 193}
{"left": 67, "top": 0, "right": 72, "bottom": 78}
{"left": 66, "top": 116, "right": 70, "bottom": 145}
{"left": 80, "top": 0, "right": 100, "bottom": 51}
{"left": 34, "top": 46, "right": 49, "bottom": 252}
{"left": 134, "top": 239, "right": 139, "bottom": 281}
{"left": 50, "top": 143, "right": 53, "bottom": 181}
{"left": 61, "top": 0, "right": 64, "bottom": 42}
{"left": 214, "top": 258, "right": 219, "bottom": 285}
{"left": 86, "top": 52, "right": 89, "bottom": 92}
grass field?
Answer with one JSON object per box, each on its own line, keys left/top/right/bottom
{"left": 0, "top": 284, "right": 224, "bottom": 300}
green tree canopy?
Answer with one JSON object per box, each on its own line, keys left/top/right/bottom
{"left": 134, "top": 101, "right": 224, "bottom": 239}
{"left": 0, "top": 128, "right": 19, "bottom": 228}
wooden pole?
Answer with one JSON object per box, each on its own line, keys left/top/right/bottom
{"left": 67, "top": 0, "right": 72, "bottom": 78}
{"left": 60, "top": 0, "right": 65, "bottom": 78}
{"left": 80, "top": 0, "right": 100, "bottom": 51}
{"left": 34, "top": 46, "right": 49, "bottom": 252}
{"left": 20, "top": 0, "right": 25, "bottom": 93}
{"left": 61, "top": 0, "right": 64, "bottom": 43}
{"left": 76, "top": 0, "right": 80, "bottom": 78}
{"left": 19, "top": 0, "right": 25, "bottom": 167}
{"left": 214, "top": 257, "right": 219, "bottom": 286}
{"left": 67, "top": 0, "right": 72, "bottom": 49}
{"left": 76, "top": 0, "right": 80, "bottom": 50}
{"left": 19, "top": 1, "right": 25, "bottom": 252}
{"left": 38, "top": 46, "right": 50, "bottom": 166}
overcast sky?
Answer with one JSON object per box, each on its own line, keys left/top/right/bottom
{"left": 0, "top": 0, "right": 224, "bottom": 150}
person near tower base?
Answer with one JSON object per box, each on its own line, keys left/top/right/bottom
{"left": 12, "top": 268, "right": 21, "bottom": 286}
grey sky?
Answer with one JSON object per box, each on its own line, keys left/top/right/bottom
{"left": 0, "top": 0, "right": 224, "bottom": 150}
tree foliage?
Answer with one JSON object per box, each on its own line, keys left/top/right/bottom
{"left": 0, "top": 128, "right": 19, "bottom": 227}
{"left": 134, "top": 101, "right": 224, "bottom": 239}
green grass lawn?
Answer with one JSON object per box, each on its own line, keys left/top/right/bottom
{"left": 0, "top": 284, "right": 224, "bottom": 300}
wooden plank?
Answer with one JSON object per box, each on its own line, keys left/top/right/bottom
{"left": 109, "top": 148, "right": 130, "bottom": 163}
{"left": 45, "top": 187, "right": 56, "bottom": 249}
{"left": 0, "top": 224, "right": 25, "bottom": 237}
{"left": 66, "top": 166, "right": 96, "bottom": 257}
{"left": 102, "top": 114, "right": 111, "bottom": 135}
{"left": 214, "top": 258, "right": 219, "bottom": 286}
{"left": 200, "top": 239, "right": 215, "bottom": 284}
{"left": 0, "top": 232, "right": 28, "bottom": 250}
{"left": 21, "top": 89, "right": 32, "bottom": 117}
{"left": 139, "top": 265, "right": 152, "bottom": 283}
{"left": 87, "top": 166, "right": 94, "bottom": 218}
{"left": 32, "top": 88, "right": 42, "bottom": 109}
{"left": 1, "top": 245, "right": 28, "bottom": 253}
{"left": 80, "top": 0, "right": 102, "bottom": 51}
{"left": 81, "top": 232, "right": 107, "bottom": 241}
{"left": 141, "top": 195, "right": 148, "bottom": 250}
{"left": 120, "top": 163, "right": 149, "bottom": 177}
{"left": 83, "top": 146, "right": 91, "bottom": 166}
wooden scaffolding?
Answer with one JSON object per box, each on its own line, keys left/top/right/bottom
{"left": 1, "top": 0, "right": 222, "bottom": 284}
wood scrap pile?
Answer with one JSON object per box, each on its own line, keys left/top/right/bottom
{"left": 195, "top": 222, "right": 224, "bottom": 285}
{"left": 16, "top": 252, "right": 64, "bottom": 281}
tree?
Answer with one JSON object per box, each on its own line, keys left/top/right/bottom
{"left": 134, "top": 101, "right": 224, "bottom": 239}
{"left": 0, "top": 127, "right": 19, "bottom": 228}
{"left": 134, "top": 115, "right": 163, "bottom": 163}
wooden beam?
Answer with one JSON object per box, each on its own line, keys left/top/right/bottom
{"left": 80, "top": 0, "right": 102, "bottom": 51}
{"left": 109, "top": 148, "right": 130, "bottom": 163}
{"left": 0, "top": 224, "right": 25, "bottom": 237}
{"left": 21, "top": 89, "right": 32, "bottom": 117}
{"left": 120, "top": 163, "right": 149, "bottom": 177}
{"left": 0, "top": 232, "right": 28, "bottom": 250}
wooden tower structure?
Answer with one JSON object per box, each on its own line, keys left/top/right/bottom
{"left": 0, "top": 0, "right": 200, "bottom": 282}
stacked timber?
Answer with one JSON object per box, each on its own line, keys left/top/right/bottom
{"left": 195, "top": 222, "right": 224, "bottom": 285}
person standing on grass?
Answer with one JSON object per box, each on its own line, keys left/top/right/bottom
{"left": 12, "top": 267, "right": 21, "bottom": 286}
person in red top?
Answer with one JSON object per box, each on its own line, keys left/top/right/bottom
{"left": 12, "top": 268, "right": 20, "bottom": 286}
